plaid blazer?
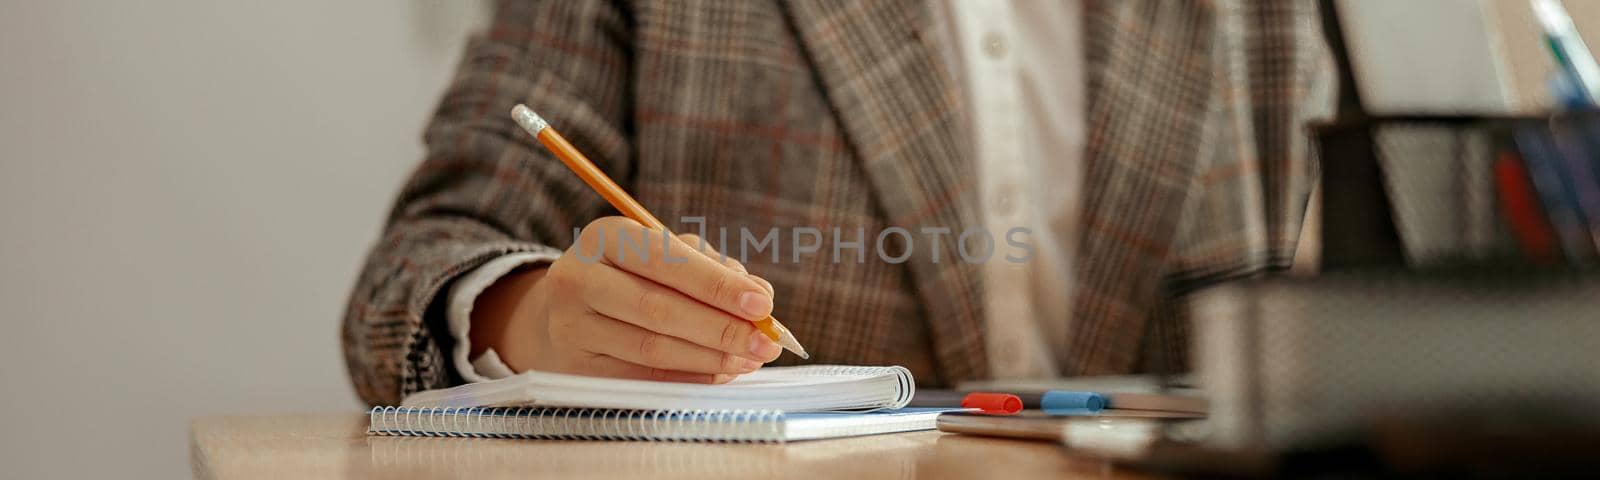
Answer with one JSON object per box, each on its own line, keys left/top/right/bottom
{"left": 343, "top": 0, "right": 1334, "bottom": 405}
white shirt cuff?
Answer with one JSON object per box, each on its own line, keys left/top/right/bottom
{"left": 446, "top": 251, "right": 561, "bottom": 383}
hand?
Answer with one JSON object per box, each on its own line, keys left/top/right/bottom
{"left": 469, "top": 216, "right": 783, "bottom": 383}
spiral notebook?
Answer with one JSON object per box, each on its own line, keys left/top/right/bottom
{"left": 367, "top": 406, "right": 959, "bottom": 443}
{"left": 400, "top": 365, "right": 915, "bottom": 412}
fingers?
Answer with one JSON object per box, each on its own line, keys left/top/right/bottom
{"left": 580, "top": 217, "right": 774, "bottom": 320}
{"left": 680, "top": 233, "right": 774, "bottom": 297}
{"left": 576, "top": 353, "right": 726, "bottom": 384}
{"left": 677, "top": 233, "right": 745, "bottom": 273}
{"left": 580, "top": 263, "right": 784, "bottom": 363}
{"left": 575, "top": 311, "right": 762, "bottom": 375}
{"left": 747, "top": 274, "right": 775, "bottom": 297}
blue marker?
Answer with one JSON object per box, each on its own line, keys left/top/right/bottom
{"left": 1040, "top": 391, "right": 1106, "bottom": 416}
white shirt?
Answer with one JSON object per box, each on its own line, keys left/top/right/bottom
{"left": 447, "top": 0, "right": 1084, "bottom": 382}
{"left": 936, "top": 0, "right": 1085, "bottom": 378}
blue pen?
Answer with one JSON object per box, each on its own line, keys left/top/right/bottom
{"left": 1532, "top": 0, "right": 1600, "bottom": 106}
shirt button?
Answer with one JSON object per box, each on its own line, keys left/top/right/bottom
{"left": 991, "top": 183, "right": 1018, "bottom": 217}
{"left": 981, "top": 31, "right": 1007, "bottom": 59}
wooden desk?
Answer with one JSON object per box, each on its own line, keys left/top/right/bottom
{"left": 191, "top": 413, "right": 1154, "bottom": 479}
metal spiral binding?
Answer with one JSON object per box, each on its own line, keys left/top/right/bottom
{"left": 365, "top": 366, "right": 914, "bottom": 438}
{"left": 368, "top": 406, "right": 786, "bottom": 442}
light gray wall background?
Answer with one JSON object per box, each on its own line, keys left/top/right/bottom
{"left": 0, "top": 1, "right": 488, "bottom": 478}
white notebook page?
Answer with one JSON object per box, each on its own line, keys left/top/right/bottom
{"left": 401, "top": 365, "right": 915, "bottom": 412}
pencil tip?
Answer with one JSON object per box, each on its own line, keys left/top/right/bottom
{"left": 773, "top": 328, "right": 810, "bottom": 360}
{"left": 783, "top": 342, "right": 810, "bottom": 360}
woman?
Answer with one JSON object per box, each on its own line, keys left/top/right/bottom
{"left": 343, "top": 0, "right": 1332, "bottom": 406}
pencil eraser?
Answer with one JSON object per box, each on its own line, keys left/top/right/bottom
{"left": 1041, "top": 391, "right": 1106, "bottom": 416}
{"left": 960, "top": 392, "right": 1023, "bottom": 415}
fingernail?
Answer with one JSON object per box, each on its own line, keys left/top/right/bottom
{"left": 750, "top": 334, "right": 782, "bottom": 360}
{"left": 737, "top": 291, "right": 772, "bottom": 318}
{"left": 739, "top": 358, "right": 762, "bottom": 373}
{"left": 747, "top": 274, "right": 775, "bottom": 296}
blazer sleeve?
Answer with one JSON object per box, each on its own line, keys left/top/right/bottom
{"left": 342, "top": 0, "right": 635, "bottom": 406}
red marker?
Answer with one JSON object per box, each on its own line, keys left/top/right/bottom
{"left": 960, "top": 392, "right": 1023, "bottom": 415}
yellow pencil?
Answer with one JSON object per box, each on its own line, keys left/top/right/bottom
{"left": 511, "top": 104, "right": 810, "bottom": 359}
